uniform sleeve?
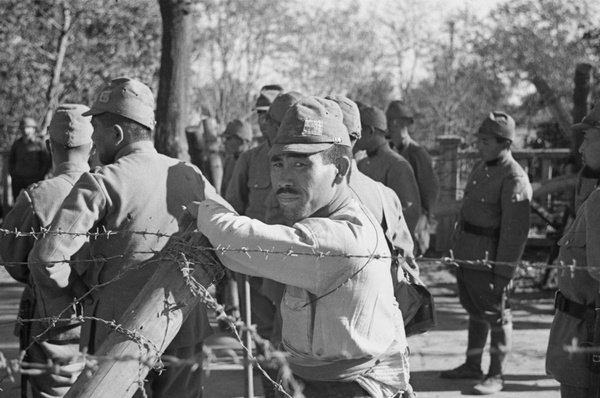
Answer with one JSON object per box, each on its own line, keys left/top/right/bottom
{"left": 29, "top": 172, "right": 108, "bottom": 291}
{"left": 0, "top": 189, "right": 38, "bottom": 283}
{"left": 494, "top": 173, "right": 532, "bottom": 277}
{"left": 386, "top": 162, "right": 421, "bottom": 233}
{"left": 412, "top": 148, "right": 440, "bottom": 217}
{"left": 585, "top": 189, "right": 600, "bottom": 283}
{"left": 225, "top": 151, "right": 250, "bottom": 215}
{"left": 196, "top": 199, "right": 358, "bottom": 292}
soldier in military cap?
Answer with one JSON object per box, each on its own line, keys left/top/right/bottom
{"left": 440, "top": 112, "right": 532, "bottom": 395}
{"left": 0, "top": 104, "right": 94, "bottom": 397}
{"left": 30, "top": 77, "right": 226, "bottom": 398}
{"left": 386, "top": 100, "right": 440, "bottom": 255}
{"left": 225, "top": 84, "right": 289, "bottom": 352}
{"left": 8, "top": 116, "right": 52, "bottom": 201}
{"left": 221, "top": 118, "right": 253, "bottom": 196}
{"left": 546, "top": 102, "right": 600, "bottom": 398}
{"left": 188, "top": 96, "right": 413, "bottom": 397}
{"left": 355, "top": 105, "right": 422, "bottom": 233}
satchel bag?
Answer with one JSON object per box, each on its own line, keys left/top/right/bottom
{"left": 393, "top": 260, "right": 436, "bottom": 337}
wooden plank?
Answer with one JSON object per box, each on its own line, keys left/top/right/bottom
{"left": 65, "top": 215, "right": 223, "bottom": 398}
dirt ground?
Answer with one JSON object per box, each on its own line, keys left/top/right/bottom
{"left": 0, "top": 263, "right": 560, "bottom": 398}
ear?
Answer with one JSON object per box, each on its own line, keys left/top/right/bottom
{"left": 113, "top": 124, "right": 125, "bottom": 145}
{"left": 334, "top": 155, "right": 351, "bottom": 183}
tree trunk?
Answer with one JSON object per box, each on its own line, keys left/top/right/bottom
{"left": 571, "top": 63, "right": 593, "bottom": 170}
{"left": 155, "top": 0, "right": 192, "bottom": 161}
{"left": 40, "top": 3, "right": 72, "bottom": 136}
{"left": 531, "top": 74, "right": 572, "bottom": 142}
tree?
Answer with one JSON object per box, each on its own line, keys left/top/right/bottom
{"left": 155, "top": 0, "right": 193, "bottom": 160}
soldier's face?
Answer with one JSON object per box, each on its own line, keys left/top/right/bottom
{"left": 91, "top": 116, "right": 119, "bottom": 165}
{"left": 387, "top": 118, "right": 410, "bottom": 148}
{"left": 223, "top": 135, "right": 247, "bottom": 156}
{"left": 476, "top": 136, "right": 508, "bottom": 162}
{"left": 579, "top": 128, "right": 600, "bottom": 172}
{"left": 270, "top": 151, "right": 337, "bottom": 223}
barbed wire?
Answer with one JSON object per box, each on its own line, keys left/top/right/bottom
{"left": 0, "top": 226, "right": 596, "bottom": 396}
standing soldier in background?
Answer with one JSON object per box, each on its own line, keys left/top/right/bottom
{"left": 441, "top": 112, "right": 532, "bottom": 395}
{"left": 8, "top": 116, "right": 52, "bottom": 201}
{"left": 216, "top": 118, "right": 253, "bottom": 330}
{"left": 546, "top": 102, "right": 600, "bottom": 398}
{"left": 355, "top": 105, "right": 421, "bottom": 233}
{"left": 0, "top": 104, "right": 94, "bottom": 398}
{"left": 225, "top": 84, "right": 284, "bottom": 397}
{"left": 221, "top": 118, "right": 253, "bottom": 196}
{"left": 386, "top": 100, "right": 440, "bottom": 255}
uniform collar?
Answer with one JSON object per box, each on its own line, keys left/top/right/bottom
{"left": 484, "top": 151, "right": 512, "bottom": 167}
{"left": 114, "top": 140, "right": 157, "bottom": 162}
{"left": 367, "top": 142, "right": 391, "bottom": 157}
{"left": 53, "top": 161, "right": 90, "bottom": 176}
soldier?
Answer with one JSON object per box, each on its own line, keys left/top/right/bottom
{"left": 8, "top": 116, "right": 51, "bottom": 201}
{"left": 386, "top": 100, "right": 440, "bottom": 255}
{"left": 355, "top": 105, "right": 421, "bottom": 233}
{"left": 440, "top": 112, "right": 532, "bottom": 395}
{"left": 29, "top": 77, "right": 225, "bottom": 398}
{"left": 225, "top": 84, "right": 284, "bottom": 347}
{"left": 0, "top": 104, "right": 94, "bottom": 398}
{"left": 546, "top": 102, "right": 600, "bottom": 398}
{"left": 187, "top": 96, "right": 413, "bottom": 397}
{"left": 221, "top": 118, "right": 253, "bottom": 197}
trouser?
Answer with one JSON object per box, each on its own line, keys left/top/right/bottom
{"left": 133, "top": 343, "right": 204, "bottom": 398}
{"left": 560, "top": 384, "right": 589, "bottom": 398}
{"left": 26, "top": 338, "right": 83, "bottom": 398}
{"left": 457, "top": 267, "right": 512, "bottom": 376}
{"left": 275, "top": 377, "right": 371, "bottom": 398}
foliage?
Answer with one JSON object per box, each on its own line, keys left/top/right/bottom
{"left": 0, "top": 0, "right": 161, "bottom": 147}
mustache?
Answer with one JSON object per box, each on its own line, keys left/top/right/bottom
{"left": 276, "top": 187, "right": 300, "bottom": 195}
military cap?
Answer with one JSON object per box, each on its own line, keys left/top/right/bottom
{"left": 572, "top": 101, "right": 600, "bottom": 131}
{"left": 386, "top": 100, "right": 414, "bottom": 123}
{"left": 223, "top": 119, "right": 253, "bottom": 142}
{"left": 270, "top": 96, "right": 350, "bottom": 155}
{"left": 255, "top": 84, "right": 284, "bottom": 111}
{"left": 476, "top": 111, "right": 516, "bottom": 142}
{"left": 20, "top": 117, "right": 37, "bottom": 128}
{"left": 268, "top": 91, "right": 304, "bottom": 125}
{"left": 325, "top": 95, "right": 362, "bottom": 140}
{"left": 49, "top": 104, "right": 94, "bottom": 147}
{"left": 361, "top": 106, "right": 387, "bottom": 133}
{"left": 83, "top": 77, "right": 156, "bottom": 130}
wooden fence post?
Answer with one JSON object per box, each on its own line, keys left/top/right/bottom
{"left": 434, "top": 135, "right": 463, "bottom": 253}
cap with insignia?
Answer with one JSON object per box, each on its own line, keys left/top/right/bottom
{"left": 82, "top": 77, "right": 156, "bottom": 129}
{"left": 325, "top": 95, "right": 361, "bottom": 140}
{"left": 476, "top": 111, "right": 516, "bottom": 142}
{"left": 572, "top": 101, "right": 600, "bottom": 132}
{"left": 255, "top": 84, "right": 284, "bottom": 112}
{"left": 269, "top": 96, "right": 350, "bottom": 156}
{"left": 223, "top": 119, "right": 253, "bottom": 142}
{"left": 49, "top": 104, "right": 93, "bottom": 147}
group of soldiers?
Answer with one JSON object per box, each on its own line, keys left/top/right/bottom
{"left": 1, "top": 76, "right": 599, "bottom": 398}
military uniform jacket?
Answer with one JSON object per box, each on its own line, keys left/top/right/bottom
{"left": 29, "top": 142, "right": 224, "bottom": 351}
{"left": 8, "top": 136, "right": 51, "bottom": 181}
{"left": 221, "top": 153, "right": 238, "bottom": 197}
{"left": 196, "top": 198, "right": 409, "bottom": 393}
{"left": 0, "top": 161, "right": 91, "bottom": 341}
{"left": 225, "top": 141, "right": 271, "bottom": 221}
{"left": 452, "top": 152, "right": 532, "bottom": 278}
{"left": 396, "top": 137, "right": 440, "bottom": 218}
{"left": 358, "top": 143, "right": 421, "bottom": 233}
{"left": 546, "top": 180, "right": 600, "bottom": 387}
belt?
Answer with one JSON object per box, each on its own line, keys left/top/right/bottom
{"left": 462, "top": 221, "right": 500, "bottom": 238}
{"left": 554, "top": 290, "right": 596, "bottom": 321}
